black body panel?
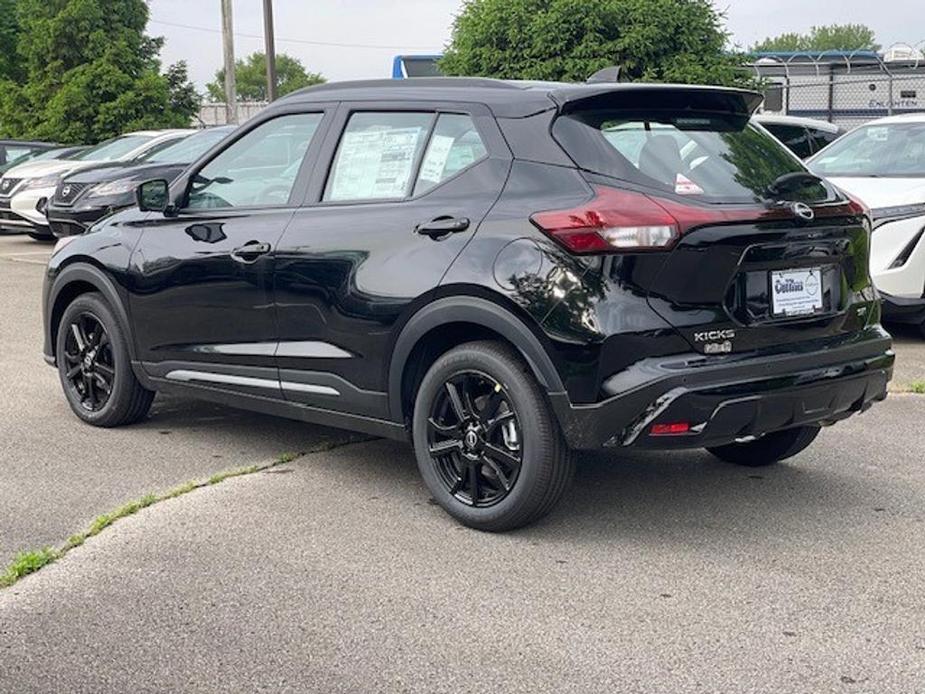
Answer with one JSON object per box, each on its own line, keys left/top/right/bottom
{"left": 42, "top": 78, "right": 893, "bottom": 452}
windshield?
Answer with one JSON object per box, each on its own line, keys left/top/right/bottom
{"left": 554, "top": 111, "right": 829, "bottom": 203}
{"left": 809, "top": 122, "right": 925, "bottom": 177}
{"left": 76, "top": 134, "right": 155, "bottom": 162}
{"left": 141, "top": 128, "right": 231, "bottom": 164}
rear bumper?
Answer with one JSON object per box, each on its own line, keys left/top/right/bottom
{"left": 880, "top": 292, "right": 925, "bottom": 326}
{"left": 550, "top": 327, "right": 894, "bottom": 450}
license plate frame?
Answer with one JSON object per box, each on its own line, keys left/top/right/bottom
{"left": 770, "top": 267, "right": 824, "bottom": 317}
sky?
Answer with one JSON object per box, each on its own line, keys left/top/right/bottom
{"left": 147, "top": 0, "right": 918, "bottom": 93}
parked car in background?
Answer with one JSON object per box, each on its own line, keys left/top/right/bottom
{"left": 47, "top": 126, "right": 236, "bottom": 237}
{"left": 0, "top": 140, "right": 60, "bottom": 171}
{"left": 809, "top": 113, "right": 925, "bottom": 337}
{"left": 0, "top": 130, "right": 192, "bottom": 240}
{"left": 754, "top": 114, "right": 843, "bottom": 159}
{"left": 0, "top": 145, "right": 86, "bottom": 175}
{"left": 44, "top": 79, "right": 893, "bottom": 531}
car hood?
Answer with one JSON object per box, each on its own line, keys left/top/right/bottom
{"left": 2, "top": 158, "right": 101, "bottom": 180}
{"left": 826, "top": 177, "right": 925, "bottom": 208}
{"left": 63, "top": 161, "right": 187, "bottom": 186}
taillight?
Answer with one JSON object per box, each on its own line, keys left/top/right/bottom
{"left": 530, "top": 187, "right": 680, "bottom": 254}
{"left": 530, "top": 185, "right": 866, "bottom": 255}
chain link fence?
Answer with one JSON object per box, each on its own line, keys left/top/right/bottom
{"left": 750, "top": 44, "right": 925, "bottom": 128}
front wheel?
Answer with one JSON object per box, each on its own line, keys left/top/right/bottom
{"left": 707, "top": 425, "right": 821, "bottom": 467}
{"left": 56, "top": 293, "right": 154, "bottom": 427}
{"left": 412, "top": 341, "right": 573, "bottom": 532}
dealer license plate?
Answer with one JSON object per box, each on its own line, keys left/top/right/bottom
{"left": 770, "top": 267, "right": 823, "bottom": 317}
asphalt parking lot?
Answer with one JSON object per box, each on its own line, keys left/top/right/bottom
{"left": 1, "top": 231, "right": 924, "bottom": 692}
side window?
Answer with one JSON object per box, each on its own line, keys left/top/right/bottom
{"left": 187, "top": 113, "right": 323, "bottom": 209}
{"left": 325, "top": 112, "right": 433, "bottom": 201}
{"left": 413, "top": 114, "right": 487, "bottom": 195}
{"left": 765, "top": 124, "right": 813, "bottom": 159}
{"left": 810, "top": 128, "right": 840, "bottom": 153}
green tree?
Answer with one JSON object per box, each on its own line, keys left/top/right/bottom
{"left": 0, "top": 0, "right": 198, "bottom": 143}
{"left": 206, "top": 52, "right": 325, "bottom": 102}
{"left": 752, "top": 24, "right": 880, "bottom": 53}
{"left": 439, "top": 0, "right": 752, "bottom": 87}
{"left": 0, "top": 0, "right": 24, "bottom": 82}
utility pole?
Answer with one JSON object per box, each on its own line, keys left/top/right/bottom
{"left": 263, "top": 0, "right": 278, "bottom": 102}
{"left": 221, "top": 0, "right": 237, "bottom": 124}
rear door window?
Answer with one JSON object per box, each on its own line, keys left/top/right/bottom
{"left": 554, "top": 111, "right": 827, "bottom": 203}
{"left": 414, "top": 114, "right": 487, "bottom": 195}
{"left": 325, "top": 112, "right": 434, "bottom": 201}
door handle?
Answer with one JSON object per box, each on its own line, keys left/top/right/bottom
{"left": 415, "top": 216, "right": 470, "bottom": 239}
{"left": 230, "top": 241, "right": 272, "bottom": 263}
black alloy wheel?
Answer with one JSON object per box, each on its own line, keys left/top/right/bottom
{"left": 426, "top": 371, "right": 523, "bottom": 507}
{"left": 61, "top": 312, "right": 115, "bottom": 412}
{"left": 56, "top": 292, "right": 154, "bottom": 427}
{"left": 412, "top": 341, "right": 573, "bottom": 532}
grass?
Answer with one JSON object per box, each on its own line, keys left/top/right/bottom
{"left": 0, "top": 451, "right": 303, "bottom": 591}
{"left": 908, "top": 381, "right": 925, "bottom": 395}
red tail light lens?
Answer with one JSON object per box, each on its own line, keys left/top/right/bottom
{"left": 531, "top": 185, "right": 864, "bottom": 255}
{"left": 530, "top": 187, "right": 680, "bottom": 254}
{"left": 650, "top": 422, "right": 691, "bottom": 436}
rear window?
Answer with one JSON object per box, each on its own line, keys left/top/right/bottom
{"left": 553, "top": 111, "right": 828, "bottom": 204}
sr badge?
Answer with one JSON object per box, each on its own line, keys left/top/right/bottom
{"left": 693, "top": 328, "right": 735, "bottom": 354}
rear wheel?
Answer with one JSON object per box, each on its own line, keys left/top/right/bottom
{"left": 56, "top": 293, "right": 154, "bottom": 427}
{"left": 411, "top": 341, "right": 573, "bottom": 532}
{"left": 707, "top": 425, "right": 821, "bottom": 467}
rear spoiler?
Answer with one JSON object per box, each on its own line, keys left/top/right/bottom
{"left": 548, "top": 83, "right": 764, "bottom": 118}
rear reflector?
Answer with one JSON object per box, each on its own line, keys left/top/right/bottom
{"left": 650, "top": 422, "right": 691, "bottom": 436}
{"left": 531, "top": 185, "right": 867, "bottom": 255}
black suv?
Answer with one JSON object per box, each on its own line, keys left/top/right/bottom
{"left": 44, "top": 79, "right": 894, "bottom": 531}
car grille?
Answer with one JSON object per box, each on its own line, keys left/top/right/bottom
{"left": 0, "top": 177, "right": 22, "bottom": 198}
{"left": 53, "top": 181, "right": 92, "bottom": 206}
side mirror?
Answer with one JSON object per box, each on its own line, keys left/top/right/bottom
{"left": 136, "top": 179, "right": 170, "bottom": 213}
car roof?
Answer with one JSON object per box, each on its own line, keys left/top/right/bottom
{"left": 278, "top": 77, "right": 763, "bottom": 118}
{"left": 862, "top": 112, "right": 925, "bottom": 125}
{"left": 0, "top": 140, "right": 60, "bottom": 148}
{"left": 753, "top": 113, "right": 842, "bottom": 132}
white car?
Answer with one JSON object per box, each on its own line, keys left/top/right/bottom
{"left": 809, "top": 113, "right": 925, "bottom": 337}
{"left": 0, "top": 129, "right": 191, "bottom": 240}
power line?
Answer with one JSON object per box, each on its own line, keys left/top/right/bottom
{"left": 149, "top": 18, "right": 442, "bottom": 51}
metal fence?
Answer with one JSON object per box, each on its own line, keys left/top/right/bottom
{"left": 751, "top": 44, "right": 925, "bottom": 128}
{"left": 196, "top": 101, "right": 268, "bottom": 127}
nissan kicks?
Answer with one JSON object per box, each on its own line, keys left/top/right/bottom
{"left": 44, "top": 78, "right": 894, "bottom": 531}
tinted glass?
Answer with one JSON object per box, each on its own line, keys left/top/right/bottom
{"left": 809, "top": 128, "right": 840, "bottom": 152}
{"left": 76, "top": 135, "right": 156, "bottom": 162}
{"left": 810, "top": 123, "right": 925, "bottom": 177}
{"left": 143, "top": 128, "right": 232, "bottom": 164}
{"left": 325, "top": 112, "right": 433, "bottom": 201}
{"left": 414, "top": 114, "right": 487, "bottom": 195}
{"left": 187, "top": 113, "right": 322, "bottom": 209}
{"left": 554, "top": 111, "right": 822, "bottom": 203}
{"left": 763, "top": 124, "right": 814, "bottom": 159}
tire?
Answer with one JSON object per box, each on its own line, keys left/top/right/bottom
{"left": 707, "top": 425, "right": 821, "bottom": 467}
{"left": 56, "top": 292, "right": 154, "bottom": 427}
{"left": 411, "top": 341, "right": 573, "bottom": 532}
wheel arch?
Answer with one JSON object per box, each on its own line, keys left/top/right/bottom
{"left": 47, "top": 262, "right": 136, "bottom": 364}
{"left": 388, "top": 295, "right": 565, "bottom": 423}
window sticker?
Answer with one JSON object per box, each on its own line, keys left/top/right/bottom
{"left": 866, "top": 127, "right": 889, "bottom": 142}
{"left": 418, "top": 134, "right": 455, "bottom": 183}
{"left": 675, "top": 173, "right": 704, "bottom": 195}
{"left": 329, "top": 126, "right": 423, "bottom": 200}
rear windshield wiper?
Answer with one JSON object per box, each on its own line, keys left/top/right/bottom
{"left": 765, "top": 171, "right": 825, "bottom": 199}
